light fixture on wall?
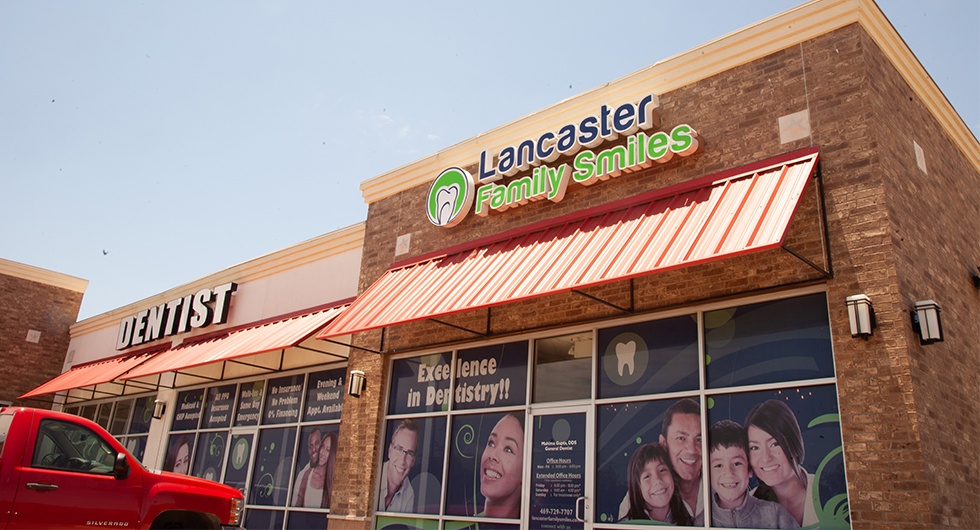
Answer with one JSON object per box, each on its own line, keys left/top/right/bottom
{"left": 152, "top": 399, "right": 167, "bottom": 420}
{"left": 347, "top": 370, "right": 366, "bottom": 398}
{"left": 845, "top": 294, "right": 876, "bottom": 339}
{"left": 972, "top": 266, "right": 980, "bottom": 289}
{"left": 912, "top": 300, "right": 944, "bottom": 344}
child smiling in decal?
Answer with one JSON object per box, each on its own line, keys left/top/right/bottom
{"left": 709, "top": 420, "right": 798, "bottom": 529}
{"left": 621, "top": 443, "right": 693, "bottom": 525}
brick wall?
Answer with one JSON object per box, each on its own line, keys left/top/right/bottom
{"left": 865, "top": 26, "right": 980, "bottom": 528}
{"left": 0, "top": 274, "right": 83, "bottom": 408}
{"left": 329, "top": 22, "right": 979, "bottom": 529}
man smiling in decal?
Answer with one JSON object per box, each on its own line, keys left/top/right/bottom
{"left": 378, "top": 419, "right": 419, "bottom": 512}
{"left": 479, "top": 413, "right": 525, "bottom": 518}
{"left": 659, "top": 398, "right": 704, "bottom": 521}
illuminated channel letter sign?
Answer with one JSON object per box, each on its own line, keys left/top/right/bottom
{"left": 115, "top": 281, "right": 238, "bottom": 350}
{"left": 426, "top": 93, "right": 700, "bottom": 227}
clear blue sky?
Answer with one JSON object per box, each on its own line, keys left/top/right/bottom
{"left": 2, "top": 1, "right": 977, "bottom": 320}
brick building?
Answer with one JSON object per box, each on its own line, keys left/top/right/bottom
{"left": 23, "top": 0, "right": 978, "bottom": 529}
{"left": 0, "top": 258, "right": 87, "bottom": 408}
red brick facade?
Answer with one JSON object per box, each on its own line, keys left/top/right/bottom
{"left": 331, "top": 22, "right": 979, "bottom": 530}
{"left": 0, "top": 264, "right": 85, "bottom": 409}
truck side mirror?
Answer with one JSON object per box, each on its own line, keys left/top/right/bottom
{"left": 113, "top": 452, "right": 131, "bottom": 480}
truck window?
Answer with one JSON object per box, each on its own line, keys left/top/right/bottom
{"left": 32, "top": 419, "right": 116, "bottom": 474}
{"left": 0, "top": 414, "right": 11, "bottom": 456}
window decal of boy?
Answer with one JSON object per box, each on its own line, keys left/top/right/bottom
{"left": 709, "top": 420, "right": 798, "bottom": 529}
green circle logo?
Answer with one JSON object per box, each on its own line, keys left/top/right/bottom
{"left": 426, "top": 167, "right": 474, "bottom": 227}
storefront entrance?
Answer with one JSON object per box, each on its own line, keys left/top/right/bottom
{"left": 528, "top": 405, "right": 593, "bottom": 530}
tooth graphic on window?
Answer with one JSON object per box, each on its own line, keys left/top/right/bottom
{"left": 615, "top": 340, "right": 636, "bottom": 376}
{"left": 435, "top": 184, "right": 459, "bottom": 225}
{"left": 235, "top": 440, "right": 247, "bottom": 462}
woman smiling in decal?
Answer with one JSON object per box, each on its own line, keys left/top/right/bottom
{"left": 745, "top": 400, "right": 816, "bottom": 527}
{"left": 479, "top": 413, "right": 525, "bottom": 518}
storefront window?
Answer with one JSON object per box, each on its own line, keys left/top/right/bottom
{"left": 94, "top": 401, "right": 112, "bottom": 429}
{"left": 378, "top": 416, "right": 447, "bottom": 515}
{"left": 534, "top": 332, "right": 592, "bottom": 403}
{"left": 109, "top": 399, "right": 132, "bottom": 435}
{"left": 705, "top": 385, "right": 849, "bottom": 529}
{"left": 388, "top": 352, "right": 453, "bottom": 415}
{"left": 249, "top": 427, "right": 297, "bottom": 506}
{"left": 446, "top": 411, "right": 525, "bottom": 518}
{"left": 596, "top": 315, "right": 699, "bottom": 399}
{"left": 377, "top": 290, "right": 849, "bottom": 529}
{"left": 202, "top": 384, "right": 236, "bottom": 429}
{"left": 159, "top": 365, "right": 347, "bottom": 529}
{"left": 224, "top": 433, "right": 253, "bottom": 492}
{"left": 704, "top": 292, "right": 835, "bottom": 388}
{"left": 66, "top": 396, "right": 153, "bottom": 463}
{"left": 456, "top": 342, "right": 528, "bottom": 410}
{"left": 120, "top": 396, "right": 152, "bottom": 462}
{"left": 234, "top": 380, "right": 264, "bottom": 426}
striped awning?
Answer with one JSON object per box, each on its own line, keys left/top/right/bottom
{"left": 19, "top": 350, "right": 159, "bottom": 399}
{"left": 318, "top": 147, "right": 820, "bottom": 339}
{"left": 121, "top": 304, "right": 348, "bottom": 380}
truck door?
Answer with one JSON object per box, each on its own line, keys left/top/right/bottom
{"left": 8, "top": 417, "right": 143, "bottom": 530}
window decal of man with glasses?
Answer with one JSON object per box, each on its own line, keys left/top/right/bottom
{"left": 379, "top": 419, "right": 419, "bottom": 511}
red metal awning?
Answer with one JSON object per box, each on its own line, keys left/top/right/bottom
{"left": 318, "top": 147, "right": 820, "bottom": 339}
{"left": 19, "top": 351, "right": 159, "bottom": 399}
{"left": 121, "top": 304, "right": 348, "bottom": 380}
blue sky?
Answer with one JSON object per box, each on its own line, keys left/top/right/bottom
{"left": 2, "top": 1, "right": 977, "bottom": 320}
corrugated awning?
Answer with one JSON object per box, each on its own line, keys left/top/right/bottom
{"left": 318, "top": 147, "right": 820, "bottom": 339}
{"left": 19, "top": 350, "right": 159, "bottom": 399}
{"left": 121, "top": 304, "right": 348, "bottom": 380}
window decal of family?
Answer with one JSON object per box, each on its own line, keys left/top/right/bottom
{"left": 606, "top": 397, "right": 850, "bottom": 529}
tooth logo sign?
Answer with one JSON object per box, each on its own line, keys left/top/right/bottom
{"left": 603, "top": 332, "right": 648, "bottom": 386}
{"left": 427, "top": 167, "right": 474, "bottom": 227}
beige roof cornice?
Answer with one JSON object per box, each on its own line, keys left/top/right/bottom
{"left": 0, "top": 257, "right": 88, "bottom": 293}
{"left": 360, "top": 0, "right": 979, "bottom": 204}
{"left": 70, "top": 222, "right": 365, "bottom": 335}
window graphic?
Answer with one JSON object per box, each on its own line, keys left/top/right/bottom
{"left": 378, "top": 291, "right": 849, "bottom": 529}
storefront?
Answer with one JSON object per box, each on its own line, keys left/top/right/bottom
{"left": 358, "top": 288, "right": 848, "bottom": 529}
{"left": 320, "top": 0, "right": 978, "bottom": 528}
{"left": 20, "top": 224, "right": 364, "bottom": 529}
{"left": 22, "top": 0, "right": 978, "bottom": 529}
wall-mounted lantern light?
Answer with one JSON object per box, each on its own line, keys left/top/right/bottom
{"left": 912, "top": 300, "right": 944, "bottom": 344}
{"left": 152, "top": 399, "right": 167, "bottom": 420}
{"left": 845, "top": 294, "right": 876, "bottom": 339}
{"left": 972, "top": 266, "right": 980, "bottom": 289}
{"left": 347, "top": 370, "right": 366, "bottom": 398}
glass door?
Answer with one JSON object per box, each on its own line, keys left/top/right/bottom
{"left": 527, "top": 405, "right": 593, "bottom": 530}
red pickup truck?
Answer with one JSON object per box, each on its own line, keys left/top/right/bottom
{"left": 0, "top": 407, "right": 244, "bottom": 529}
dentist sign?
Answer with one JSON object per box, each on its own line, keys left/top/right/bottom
{"left": 426, "top": 93, "right": 700, "bottom": 228}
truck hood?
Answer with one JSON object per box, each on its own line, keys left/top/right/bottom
{"left": 148, "top": 469, "right": 243, "bottom": 497}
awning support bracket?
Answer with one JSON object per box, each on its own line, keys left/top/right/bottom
{"left": 318, "top": 337, "right": 382, "bottom": 355}
{"left": 172, "top": 371, "right": 220, "bottom": 383}
{"left": 781, "top": 244, "right": 832, "bottom": 278}
{"left": 120, "top": 380, "right": 158, "bottom": 392}
{"left": 429, "top": 317, "right": 489, "bottom": 337}
{"left": 571, "top": 286, "right": 634, "bottom": 314}
{"left": 225, "top": 358, "right": 279, "bottom": 372}
{"left": 293, "top": 344, "right": 335, "bottom": 356}
{"left": 780, "top": 165, "right": 833, "bottom": 279}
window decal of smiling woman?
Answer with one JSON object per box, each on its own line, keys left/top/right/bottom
{"left": 479, "top": 413, "right": 524, "bottom": 518}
